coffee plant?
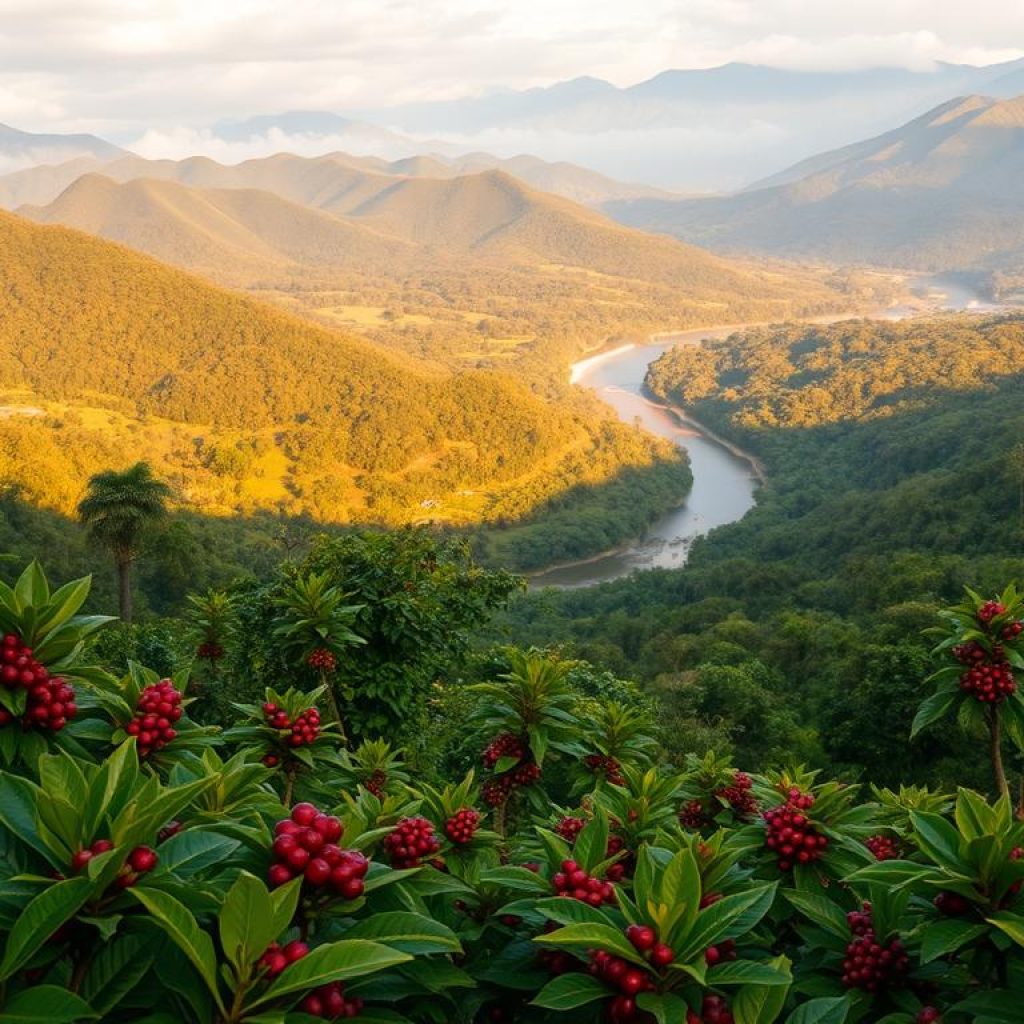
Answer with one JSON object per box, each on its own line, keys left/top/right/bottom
{"left": 3, "top": 564, "right": 1024, "bottom": 1022}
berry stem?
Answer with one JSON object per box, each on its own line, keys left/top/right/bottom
{"left": 987, "top": 705, "right": 1010, "bottom": 801}
{"left": 283, "top": 765, "right": 296, "bottom": 809}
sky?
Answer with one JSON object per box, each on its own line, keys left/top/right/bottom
{"left": 1, "top": 0, "right": 1023, "bottom": 142}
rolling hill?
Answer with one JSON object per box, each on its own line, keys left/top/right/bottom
{"left": 0, "top": 147, "right": 672, "bottom": 211}
{"left": 605, "top": 94, "right": 1024, "bottom": 288}
{"left": 19, "top": 173, "right": 416, "bottom": 282}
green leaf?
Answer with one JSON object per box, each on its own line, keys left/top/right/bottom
{"left": 954, "top": 788, "right": 999, "bottom": 840}
{"left": 919, "top": 919, "right": 989, "bottom": 962}
{"left": 732, "top": 955, "right": 792, "bottom": 1024}
{"left": 987, "top": 911, "right": 1024, "bottom": 948}
{"left": 81, "top": 933, "right": 155, "bottom": 1015}
{"left": 637, "top": 992, "right": 693, "bottom": 1024}
{"left": 220, "top": 871, "right": 276, "bottom": 978}
{"left": 678, "top": 884, "right": 777, "bottom": 961}
{"left": 531, "top": 972, "right": 608, "bottom": 1009}
{"left": 250, "top": 940, "right": 411, "bottom": 1008}
{"left": 533, "top": 897, "right": 616, "bottom": 929}
{"left": 159, "top": 831, "right": 241, "bottom": 877}
{"left": 784, "top": 997, "right": 850, "bottom": 1024}
{"left": 783, "top": 891, "right": 850, "bottom": 940}
{"left": 269, "top": 876, "right": 304, "bottom": 940}
{"left": 130, "top": 886, "right": 225, "bottom": 1014}
{"left": 708, "top": 960, "right": 792, "bottom": 986}
{"left": 0, "top": 985, "right": 98, "bottom": 1023}
{"left": 0, "top": 876, "right": 94, "bottom": 980}
{"left": 910, "top": 688, "right": 957, "bottom": 738}
{"left": 573, "top": 812, "right": 609, "bottom": 873}
{"left": 340, "top": 912, "right": 461, "bottom": 954}
{"left": 0, "top": 774, "right": 55, "bottom": 864}
{"left": 534, "top": 923, "right": 646, "bottom": 967}
{"left": 479, "top": 866, "right": 550, "bottom": 893}
{"left": 911, "top": 811, "right": 966, "bottom": 872}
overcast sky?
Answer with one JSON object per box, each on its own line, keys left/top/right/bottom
{"left": 1, "top": 0, "right": 1022, "bottom": 139}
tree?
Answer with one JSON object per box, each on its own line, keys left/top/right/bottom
{"left": 76, "top": 462, "right": 172, "bottom": 625}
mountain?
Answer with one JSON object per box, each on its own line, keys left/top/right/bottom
{"left": 18, "top": 162, "right": 827, "bottom": 310}
{"left": 346, "top": 59, "right": 1024, "bottom": 190}
{"left": 19, "top": 173, "right": 415, "bottom": 282}
{"left": 0, "top": 147, "right": 671, "bottom": 211}
{"left": 604, "top": 94, "right": 1024, "bottom": 283}
{"left": 0, "top": 123, "right": 124, "bottom": 173}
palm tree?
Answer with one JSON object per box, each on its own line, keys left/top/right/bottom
{"left": 77, "top": 463, "right": 172, "bottom": 624}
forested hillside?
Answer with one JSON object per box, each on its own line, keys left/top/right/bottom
{"left": 0, "top": 210, "right": 690, "bottom": 555}
{"left": 501, "top": 313, "right": 1024, "bottom": 792}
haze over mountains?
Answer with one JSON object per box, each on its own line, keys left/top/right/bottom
{"left": 0, "top": 123, "right": 123, "bottom": 174}
{"left": 606, "top": 93, "right": 1024, "bottom": 293}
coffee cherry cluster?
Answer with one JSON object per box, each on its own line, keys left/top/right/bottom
{"left": 583, "top": 753, "right": 625, "bottom": 786}
{"left": 307, "top": 648, "right": 337, "bottom": 672}
{"left": 704, "top": 939, "right": 736, "bottom": 965}
{"left": 865, "top": 834, "right": 901, "bottom": 861}
{"left": 384, "top": 816, "right": 441, "bottom": 868}
{"left": 71, "top": 840, "right": 158, "bottom": 889}
{"left": 605, "top": 834, "right": 630, "bottom": 883}
{"left": 687, "top": 995, "right": 734, "bottom": 1024}
{"left": 537, "top": 946, "right": 577, "bottom": 976}
{"left": 841, "top": 902, "right": 909, "bottom": 992}
{"left": 269, "top": 802, "right": 368, "bottom": 900}
{"left": 555, "top": 815, "right": 586, "bottom": 843}
{"left": 977, "top": 600, "right": 1006, "bottom": 624}
{"left": 259, "top": 939, "right": 308, "bottom": 977}
{"left": 481, "top": 760, "right": 541, "bottom": 806}
{"left": 679, "top": 799, "right": 710, "bottom": 830}
{"left": 365, "top": 769, "right": 387, "bottom": 798}
{"left": 763, "top": 789, "right": 828, "bottom": 871}
{"left": 552, "top": 858, "right": 615, "bottom": 906}
{"left": 916, "top": 1008, "right": 941, "bottom": 1023}
{"left": 126, "top": 679, "right": 182, "bottom": 756}
{"left": 1002, "top": 621, "right": 1024, "bottom": 640}
{"left": 625, "top": 923, "right": 675, "bottom": 968}
{"left": 587, "top": 950, "right": 654, "bottom": 1023}
{"left": 958, "top": 659, "right": 1016, "bottom": 703}
{"left": 263, "top": 701, "right": 321, "bottom": 747}
{"left": 715, "top": 771, "right": 758, "bottom": 819}
{"left": 0, "top": 634, "right": 77, "bottom": 732}
{"left": 482, "top": 733, "right": 525, "bottom": 769}
{"left": 933, "top": 890, "right": 971, "bottom": 916}
{"left": 300, "top": 982, "right": 363, "bottom": 1019}
{"left": 444, "top": 807, "right": 480, "bottom": 845}
{"left": 196, "top": 641, "right": 224, "bottom": 661}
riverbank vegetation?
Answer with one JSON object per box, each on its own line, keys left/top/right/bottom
{"left": 499, "top": 313, "right": 1024, "bottom": 792}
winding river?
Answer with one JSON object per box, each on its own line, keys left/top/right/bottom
{"left": 528, "top": 276, "right": 1006, "bottom": 589}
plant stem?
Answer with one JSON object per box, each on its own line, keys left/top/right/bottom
{"left": 987, "top": 706, "right": 1010, "bottom": 800}
{"left": 320, "top": 667, "right": 347, "bottom": 745}
{"left": 283, "top": 765, "right": 296, "bottom": 809}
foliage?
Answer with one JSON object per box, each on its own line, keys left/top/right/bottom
{"left": 3, "top": 556, "right": 1024, "bottom": 1022}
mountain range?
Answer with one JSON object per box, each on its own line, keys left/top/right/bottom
{"left": 0, "top": 123, "right": 123, "bottom": 174}
{"left": 604, "top": 93, "right": 1024, "bottom": 290}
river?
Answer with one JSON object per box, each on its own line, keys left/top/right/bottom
{"left": 528, "top": 274, "right": 1006, "bottom": 589}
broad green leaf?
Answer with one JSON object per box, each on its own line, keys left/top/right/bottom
{"left": 910, "top": 812, "right": 966, "bottom": 872}
{"left": 81, "top": 934, "right": 155, "bottom": 1015}
{"left": 954, "top": 788, "right": 999, "bottom": 840}
{"left": 987, "top": 911, "right": 1024, "bottom": 949}
{"left": 250, "top": 940, "right": 411, "bottom": 1008}
{"left": 910, "top": 689, "right": 957, "bottom": 738}
{"left": 785, "top": 997, "right": 850, "bottom": 1024}
{"left": 573, "top": 812, "right": 609, "bottom": 873}
{"left": 732, "top": 955, "right": 792, "bottom": 1024}
{"left": 220, "top": 871, "right": 276, "bottom": 977}
{"left": 920, "top": 919, "right": 989, "bottom": 962}
{"left": 531, "top": 972, "right": 608, "bottom": 1009}
{"left": 159, "top": 831, "right": 241, "bottom": 877}
{"left": 0, "top": 876, "right": 94, "bottom": 980}
{"left": 678, "top": 884, "right": 777, "bottom": 961}
{"left": 533, "top": 896, "right": 616, "bottom": 928}
{"left": 637, "top": 992, "right": 692, "bottom": 1024}
{"left": 535, "top": 922, "right": 646, "bottom": 967}
{"left": 131, "top": 887, "right": 225, "bottom": 1014}
{"left": 269, "top": 876, "right": 304, "bottom": 940}
{"left": 0, "top": 985, "right": 98, "bottom": 1023}
{"left": 783, "top": 891, "right": 850, "bottom": 939}
{"left": 708, "top": 960, "right": 792, "bottom": 986}
{"left": 340, "top": 912, "right": 461, "bottom": 954}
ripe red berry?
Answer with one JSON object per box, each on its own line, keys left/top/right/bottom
{"left": 128, "top": 846, "right": 158, "bottom": 873}
{"left": 916, "top": 1009, "right": 941, "bottom": 1024}
{"left": 650, "top": 942, "right": 674, "bottom": 967}
{"left": 268, "top": 863, "right": 293, "bottom": 887}
{"left": 625, "top": 924, "right": 656, "bottom": 952}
